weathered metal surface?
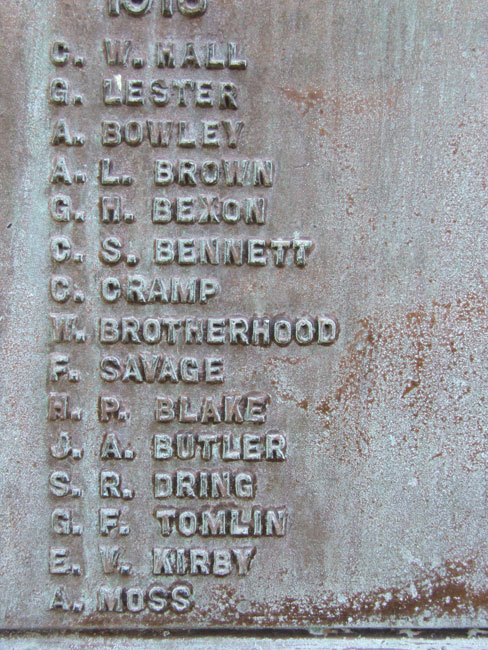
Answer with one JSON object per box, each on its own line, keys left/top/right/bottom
{"left": 1, "top": 0, "right": 488, "bottom": 636}
{"left": 2, "top": 635, "right": 488, "bottom": 650}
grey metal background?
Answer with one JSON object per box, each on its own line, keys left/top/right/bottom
{"left": 2, "top": 635, "right": 488, "bottom": 650}
{"left": 2, "top": 0, "right": 488, "bottom": 634}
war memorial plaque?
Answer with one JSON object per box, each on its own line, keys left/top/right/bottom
{"left": 2, "top": 0, "right": 488, "bottom": 646}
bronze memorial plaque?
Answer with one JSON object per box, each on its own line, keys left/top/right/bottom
{"left": 2, "top": 0, "right": 488, "bottom": 645}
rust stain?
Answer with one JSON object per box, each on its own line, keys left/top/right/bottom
{"left": 79, "top": 558, "right": 488, "bottom": 628}
{"left": 313, "top": 293, "right": 488, "bottom": 465}
{"left": 208, "top": 558, "right": 488, "bottom": 628}
{"left": 280, "top": 86, "right": 325, "bottom": 116}
{"left": 280, "top": 84, "right": 400, "bottom": 121}
{"left": 402, "top": 378, "right": 421, "bottom": 398}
